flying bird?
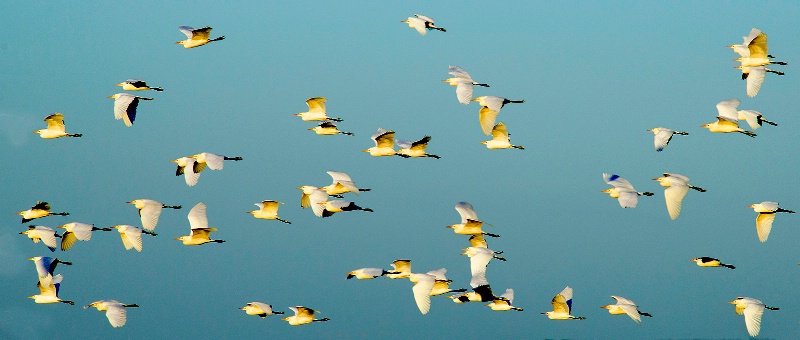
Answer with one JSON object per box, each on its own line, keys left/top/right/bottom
{"left": 20, "top": 226, "right": 60, "bottom": 252}
{"left": 308, "top": 121, "right": 353, "bottom": 136}
{"left": 28, "top": 274, "right": 73, "bottom": 305}
{"left": 111, "top": 225, "right": 156, "bottom": 252}
{"left": 176, "top": 26, "right": 225, "bottom": 48}
{"left": 85, "top": 300, "right": 139, "bottom": 328}
{"left": 386, "top": 259, "right": 412, "bottom": 279}
{"left": 115, "top": 79, "right": 163, "bottom": 91}
{"left": 652, "top": 173, "right": 706, "bottom": 220}
{"left": 481, "top": 122, "right": 524, "bottom": 150}
{"left": 443, "top": 65, "right": 489, "bottom": 104}
{"left": 171, "top": 157, "right": 201, "bottom": 186}
{"left": 191, "top": 152, "right": 243, "bottom": 172}
{"left": 240, "top": 302, "right": 284, "bottom": 319}
{"left": 542, "top": 286, "right": 585, "bottom": 320}
{"left": 729, "top": 297, "right": 779, "bottom": 337}
{"left": 647, "top": 127, "right": 687, "bottom": 152}
{"left": 29, "top": 256, "right": 72, "bottom": 287}
{"left": 690, "top": 257, "right": 735, "bottom": 269}
{"left": 281, "top": 306, "right": 330, "bottom": 326}
{"left": 601, "top": 173, "right": 654, "bottom": 208}
{"left": 396, "top": 136, "right": 440, "bottom": 159}
{"left": 364, "top": 128, "right": 400, "bottom": 156}
{"left": 58, "top": 222, "right": 112, "bottom": 251}
{"left": 730, "top": 28, "right": 787, "bottom": 68}
{"left": 409, "top": 273, "right": 436, "bottom": 315}
{"left": 18, "top": 201, "right": 69, "bottom": 223}
{"left": 108, "top": 93, "right": 152, "bottom": 127}
{"left": 600, "top": 296, "right": 652, "bottom": 324}
{"left": 176, "top": 202, "right": 225, "bottom": 245}
{"left": 34, "top": 113, "right": 82, "bottom": 139}
{"left": 318, "top": 200, "right": 373, "bottom": 217}
{"left": 401, "top": 14, "right": 445, "bottom": 36}
{"left": 747, "top": 201, "right": 795, "bottom": 242}
{"left": 700, "top": 99, "right": 756, "bottom": 137}
{"left": 322, "top": 171, "right": 370, "bottom": 196}
{"left": 472, "top": 96, "right": 525, "bottom": 134}
{"left": 346, "top": 268, "right": 387, "bottom": 280}
{"left": 127, "top": 199, "right": 181, "bottom": 231}
{"left": 486, "top": 288, "right": 523, "bottom": 311}
{"left": 737, "top": 110, "right": 777, "bottom": 130}
{"left": 247, "top": 200, "right": 291, "bottom": 224}
{"left": 447, "top": 219, "right": 499, "bottom": 237}
{"left": 462, "top": 247, "right": 506, "bottom": 282}
{"left": 294, "top": 97, "right": 342, "bottom": 121}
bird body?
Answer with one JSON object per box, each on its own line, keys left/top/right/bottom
{"left": 111, "top": 225, "right": 155, "bottom": 252}
{"left": 647, "top": 127, "right": 687, "bottom": 152}
{"left": 176, "top": 202, "right": 225, "bottom": 245}
{"left": 281, "top": 306, "right": 329, "bottom": 326}
{"left": 652, "top": 173, "right": 705, "bottom": 220}
{"left": 240, "top": 302, "right": 284, "bottom": 318}
{"left": 127, "top": 199, "right": 181, "bottom": 231}
{"left": 487, "top": 288, "right": 522, "bottom": 311}
{"left": 248, "top": 200, "right": 290, "bottom": 224}
{"left": 20, "top": 226, "right": 60, "bottom": 252}
{"left": 29, "top": 274, "right": 73, "bottom": 305}
{"left": 729, "top": 297, "right": 779, "bottom": 337}
{"left": 600, "top": 296, "right": 651, "bottom": 324}
{"left": 116, "top": 79, "right": 162, "bottom": 91}
{"left": 318, "top": 200, "right": 373, "bottom": 217}
{"left": 35, "top": 113, "right": 81, "bottom": 139}
{"left": 346, "top": 268, "right": 386, "bottom": 280}
{"left": 401, "top": 14, "right": 445, "bottom": 36}
{"left": 322, "top": 171, "right": 367, "bottom": 196}
{"left": 482, "top": 122, "right": 524, "bottom": 149}
{"left": 542, "top": 286, "right": 585, "bottom": 320}
{"left": 308, "top": 121, "right": 353, "bottom": 136}
{"left": 58, "top": 222, "right": 111, "bottom": 251}
{"left": 701, "top": 99, "right": 756, "bottom": 137}
{"left": 447, "top": 219, "right": 499, "bottom": 237}
{"left": 108, "top": 93, "right": 151, "bottom": 127}
{"left": 747, "top": 201, "right": 795, "bottom": 242}
{"left": 85, "top": 300, "right": 139, "bottom": 327}
{"left": 396, "top": 136, "right": 440, "bottom": 158}
{"left": 364, "top": 128, "right": 399, "bottom": 156}
{"left": 601, "top": 173, "right": 653, "bottom": 208}
{"left": 176, "top": 26, "right": 225, "bottom": 48}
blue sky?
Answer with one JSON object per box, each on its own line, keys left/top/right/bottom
{"left": 2, "top": 1, "right": 800, "bottom": 338}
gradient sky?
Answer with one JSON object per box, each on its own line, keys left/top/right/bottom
{"left": 2, "top": 1, "right": 800, "bottom": 338}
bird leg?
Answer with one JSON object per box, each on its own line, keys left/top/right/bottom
{"left": 163, "top": 205, "right": 182, "bottom": 209}
{"left": 223, "top": 156, "right": 243, "bottom": 161}
{"left": 688, "top": 185, "right": 706, "bottom": 192}
{"left": 738, "top": 130, "right": 757, "bottom": 138}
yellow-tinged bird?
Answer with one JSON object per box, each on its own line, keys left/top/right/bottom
{"left": 111, "top": 225, "right": 156, "bottom": 252}
{"left": 700, "top": 99, "right": 756, "bottom": 137}
{"left": 28, "top": 274, "right": 73, "bottom": 305}
{"left": 542, "top": 286, "right": 585, "bottom": 320}
{"left": 20, "top": 226, "right": 60, "bottom": 252}
{"left": 34, "top": 113, "right": 82, "bottom": 139}
{"left": 247, "top": 200, "right": 291, "bottom": 224}
{"left": 481, "top": 122, "right": 524, "bottom": 150}
{"left": 364, "top": 128, "right": 399, "bottom": 156}
{"left": 401, "top": 14, "right": 445, "bottom": 36}
{"left": 443, "top": 65, "right": 489, "bottom": 104}
{"left": 386, "top": 259, "right": 412, "bottom": 279}
{"left": 308, "top": 121, "right": 353, "bottom": 136}
{"left": 85, "top": 300, "right": 139, "bottom": 328}
{"left": 396, "top": 136, "right": 440, "bottom": 159}
{"left": 346, "top": 268, "right": 387, "bottom": 280}
{"left": 115, "top": 79, "right": 163, "bottom": 91}
{"left": 690, "top": 257, "right": 735, "bottom": 269}
{"left": 58, "top": 222, "right": 112, "bottom": 251}
{"left": 175, "top": 26, "right": 225, "bottom": 48}
{"left": 240, "top": 302, "right": 284, "bottom": 318}
{"left": 647, "top": 127, "right": 688, "bottom": 152}
{"left": 487, "top": 289, "right": 523, "bottom": 311}
{"left": 281, "top": 306, "right": 329, "bottom": 326}
{"left": 600, "top": 296, "right": 652, "bottom": 324}
{"left": 747, "top": 201, "right": 795, "bottom": 242}
{"left": 127, "top": 199, "right": 181, "bottom": 231}
{"left": 18, "top": 201, "right": 69, "bottom": 223}
{"left": 729, "top": 297, "right": 779, "bottom": 337}
{"left": 472, "top": 96, "right": 524, "bottom": 135}
{"left": 294, "top": 97, "right": 342, "bottom": 121}
{"left": 652, "top": 173, "right": 706, "bottom": 220}
{"left": 176, "top": 202, "right": 225, "bottom": 245}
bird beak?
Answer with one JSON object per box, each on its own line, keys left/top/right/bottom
{"left": 174, "top": 237, "right": 181, "bottom": 241}
{"left": 362, "top": 149, "right": 369, "bottom": 153}
{"left": 170, "top": 159, "right": 178, "bottom": 163}
{"left": 32, "top": 130, "right": 38, "bottom": 134}
{"left": 600, "top": 189, "right": 610, "bottom": 193}
{"left": 307, "top": 128, "right": 314, "bottom": 131}
{"left": 56, "top": 225, "right": 65, "bottom": 229}
{"left": 445, "top": 225, "right": 454, "bottom": 229}
{"left": 107, "top": 95, "right": 115, "bottom": 98}
{"left": 746, "top": 204, "right": 754, "bottom": 208}
{"left": 115, "top": 83, "right": 124, "bottom": 86}
{"left": 239, "top": 307, "right": 246, "bottom": 310}
{"left": 441, "top": 79, "right": 449, "bottom": 82}
{"left": 27, "top": 257, "right": 35, "bottom": 260}
{"left": 293, "top": 113, "right": 301, "bottom": 116}
{"left": 728, "top": 300, "right": 736, "bottom": 305}
{"left": 651, "top": 177, "right": 660, "bottom": 181}
{"left": 175, "top": 41, "right": 183, "bottom": 45}
{"left": 19, "top": 231, "right": 25, "bottom": 235}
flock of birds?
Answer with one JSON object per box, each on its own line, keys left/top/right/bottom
{"left": 14, "top": 14, "right": 794, "bottom": 337}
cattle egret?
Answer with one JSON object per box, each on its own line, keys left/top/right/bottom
{"left": 747, "top": 201, "right": 795, "bottom": 242}
{"left": 29, "top": 256, "right": 72, "bottom": 287}
{"left": 730, "top": 28, "right": 787, "bottom": 68}
{"left": 171, "top": 157, "right": 201, "bottom": 186}
{"left": 396, "top": 136, "right": 440, "bottom": 159}
{"left": 34, "top": 113, "right": 82, "bottom": 139}
{"left": 294, "top": 97, "right": 342, "bottom": 122}
{"left": 85, "top": 300, "right": 139, "bottom": 328}
{"left": 736, "top": 65, "right": 784, "bottom": 98}
{"left": 247, "top": 200, "right": 291, "bottom": 224}
{"left": 318, "top": 200, "right": 373, "bottom": 217}
{"left": 542, "top": 286, "right": 585, "bottom": 320}
{"left": 701, "top": 99, "right": 756, "bottom": 137}
{"left": 482, "top": 122, "right": 524, "bottom": 150}
{"left": 462, "top": 247, "right": 506, "bottom": 281}
{"left": 18, "top": 201, "right": 69, "bottom": 223}
{"left": 690, "top": 257, "right": 735, "bottom": 269}
{"left": 191, "top": 152, "right": 243, "bottom": 172}
{"left": 176, "top": 202, "right": 225, "bottom": 245}
{"left": 364, "top": 128, "right": 400, "bottom": 156}
{"left": 29, "top": 274, "right": 73, "bottom": 305}
{"left": 601, "top": 173, "right": 654, "bottom": 208}
{"left": 472, "top": 96, "right": 524, "bottom": 132}
{"left": 115, "top": 79, "right": 163, "bottom": 91}
{"left": 322, "top": 171, "right": 370, "bottom": 196}
{"left": 58, "top": 222, "right": 112, "bottom": 251}
{"left": 600, "top": 296, "right": 652, "bottom": 324}
{"left": 127, "top": 199, "right": 181, "bottom": 231}
{"left": 443, "top": 65, "right": 489, "bottom": 104}
{"left": 409, "top": 273, "right": 436, "bottom": 314}
{"left": 386, "top": 259, "right": 412, "bottom": 279}
{"left": 652, "top": 173, "right": 706, "bottom": 220}
{"left": 108, "top": 93, "right": 151, "bottom": 127}
{"left": 401, "top": 14, "right": 445, "bottom": 36}
{"left": 241, "top": 302, "right": 284, "bottom": 318}
{"left": 176, "top": 26, "right": 225, "bottom": 48}
{"left": 281, "top": 306, "right": 330, "bottom": 326}
{"left": 729, "top": 297, "right": 779, "bottom": 337}
{"left": 487, "top": 289, "right": 523, "bottom": 311}
{"left": 20, "top": 226, "right": 60, "bottom": 252}
{"left": 447, "top": 219, "right": 499, "bottom": 237}
{"left": 737, "top": 110, "right": 777, "bottom": 130}
{"left": 346, "top": 268, "right": 387, "bottom": 280}
{"left": 308, "top": 121, "right": 353, "bottom": 136}
{"left": 111, "top": 225, "right": 156, "bottom": 252}
{"left": 647, "top": 127, "right": 687, "bottom": 152}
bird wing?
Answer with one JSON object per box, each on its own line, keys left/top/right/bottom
{"left": 482, "top": 96, "right": 505, "bottom": 112}
{"left": 361, "top": 268, "right": 384, "bottom": 277}
{"left": 748, "top": 32, "right": 768, "bottom": 59}
{"left": 455, "top": 202, "right": 478, "bottom": 224}
{"left": 742, "top": 28, "right": 762, "bottom": 46}
{"left": 183, "top": 158, "right": 201, "bottom": 186}
{"left": 603, "top": 173, "right": 634, "bottom": 190}
{"left": 653, "top": 130, "right": 674, "bottom": 151}
{"left": 44, "top": 113, "right": 66, "bottom": 132}
{"left": 611, "top": 295, "right": 636, "bottom": 305}
{"left": 37, "top": 229, "right": 58, "bottom": 251}
{"left": 490, "top": 121, "right": 509, "bottom": 141}
{"left": 756, "top": 213, "right": 776, "bottom": 242}
{"left": 455, "top": 81, "right": 474, "bottom": 104}
{"left": 374, "top": 130, "right": 395, "bottom": 148}
{"left": 743, "top": 303, "right": 765, "bottom": 337}
{"left": 261, "top": 200, "right": 280, "bottom": 214}
{"left": 410, "top": 136, "right": 431, "bottom": 151}
{"left": 127, "top": 79, "right": 147, "bottom": 87}
{"left": 309, "top": 190, "right": 328, "bottom": 217}
{"left": 448, "top": 65, "right": 472, "bottom": 80}
{"left": 139, "top": 203, "right": 162, "bottom": 231}
{"left": 414, "top": 14, "right": 434, "bottom": 23}
{"left": 618, "top": 303, "right": 642, "bottom": 324}
{"left": 295, "top": 306, "right": 314, "bottom": 318}
{"left": 664, "top": 184, "right": 689, "bottom": 220}
{"left": 60, "top": 232, "right": 78, "bottom": 251}
{"left": 188, "top": 202, "right": 209, "bottom": 229}
{"left": 306, "top": 97, "right": 327, "bottom": 114}
{"left": 179, "top": 26, "right": 196, "bottom": 39}
{"left": 501, "top": 288, "right": 514, "bottom": 304}
{"left": 426, "top": 268, "right": 447, "bottom": 280}
{"left": 191, "top": 26, "right": 212, "bottom": 40}
{"left": 715, "top": 99, "right": 741, "bottom": 122}
{"left": 202, "top": 153, "right": 225, "bottom": 170}
{"left": 738, "top": 110, "right": 762, "bottom": 130}
{"left": 392, "top": 260, "right": 411, "bottom": 273}
{"left": 327, "top": 171, "right": 353, "bottom": 183}
{"left": 617, "top": 190, "right": 639, "bottom": 208}
{"left": 407, "top": 17, "right": 427, "bottom": 35}
{"left": 469, "top": 234, "right": 487, "bottom": 248}
{"left": 190, "top": 228, "right": 214, "bottom": 240}
{"left": 470, "top": 271, "right": 489, "bottom": 288}
{"left": 120, "top": 229, "right": 143, "bottom": 252}
{"left": 33, "top": 258, "right": 51, "bottom": 282}
{"left": 469, "top": 250, "right": 492, "bottom": 278}
{"left": 411, "top": 274, "right": 436, "bottom": 314}
{"left": 479, "top": 107, "right": 500, "bottom": 136}
{"left": 105, "top": 303, "right": 128, "bottom": 328}
{"left": 553, "top": 286, "right": 573, "bottom": 313}
{"left": 395, "top": 139, "right": 412, "bottom": 149}
{"left": 70, "top": 223, "right": 94, "bottom": 240}
{"left": 745, "top": 67, "right": 766, "bottom": 98}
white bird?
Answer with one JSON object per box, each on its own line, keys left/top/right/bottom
{"left": 652, "top": 173, "right": 706, "bottom": 220}
{"left": 701, "top": 99, "right": 756, "bottom": 137}
{"left": 322, "top": 171, "right": 370, "bottom": 196}
{"left": 462, "top": 247, "right": 506, "bottom": 281}
{"left": 690, "top": 257, "right": 736, "bottom": 269}
{"left": 601, "top": 173, "right": 654, "bottom": 208}
{"left": 308, "top": 121, "right": 353, "bottom": 136}
{"left": 240, "top": 302, "right": 284, "bottom": 318}
{"left": 729, "top": 297, "right": 779, "bottom": 337}
{"left": 34, "top": 113, "right": 82, "bottom": 139}
{"left": 171, "top": 157, "right": 201, "bottom": 187}
{"left": 58, "top": 222, "right": 112, "bottom": 251}
{"left": 318, "top": 200, "right": 374, "bottom": 217}
{"left": 176, "top": 26, "right": 225, "bottom": 48}
{"left": 481, "top": 122, "right": 524, "bottom": 150}
{"left": 600, "top": 296, "right": 652, "bottom": 324}
{"left": 85, "top": 300, "right": 139, "bottom": 328}
{"left": 176, "top": 202, "right": 225, "bottom": 245}
{"left": 647, "top": 127, "right": 687, "bottom": 152}
{"left": 364, "top": 128, "right": 399, "bottom": 156}
{"left": 191, "top": 152, "right": 243, "bottom": 172}
{"left": 542, "top": 286, "right": 585, "bottom": 320}
{"left": 115, "top": 79, "right": 163, "bottom": 91}
{"left": 396, "top": 136, "right": 440, "bottom": 159}
{"left": 442, "top": 65, "right": 489, "bottom": 104}
{"left": 747, "top": 201, "right": 795, "bottom": 242}
{"left": 346, "top": 268, "right": 387, "bottom": 280}
{"left": 20, "top": 226, "right": 60, "bottom": 252}
{"left": 29, "top": 256, "right": 72, "bottom": 287}
{"left": 401, "top": 14, "right": 445, "bottom": 36}
{"left": 294, "top": 97, "right": 342, "bottom": 122}
{"left": 281, "top": 306, "right": 330, "bottom": 326}
{"left": 472, "top": 96, "right": 525, "bottom": 134}
{"left": 108, "top": 93, "right": 152, "bottom": 127}
{"left": 409, "top": 273, "right": 436, "bottom": 314}
{"left": 386, "top": 259, "right": 412, "bottom": 279}
{"left": 247, "top": 200, "right": 291, "bottom": 224}
{"left": 487, "top": 288, "right": 523, "bottom": 311}
{"left": 127, "top": 199, "right": 181, "bottom": 231}
{"left": 28, "top": 274, "right": 73, "bottom": 305}
{"left": 18, "top": 201, "right": 69, "bottom": 223}
{"left": 111, "top": 225, "right": 156, "bottom": 252}
{"left": 737, "top": 110, "right": 777, "bottom": 130}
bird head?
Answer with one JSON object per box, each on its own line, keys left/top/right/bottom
{"left": 33, "top": 129, "right": 43, "bottom": 135}
{"left": 175, "top": 40, "right": 186, "bottom": 45}
{"left": 647, "top": 128, "right": 659, "bottom": 134}
{"left": 689, "top": 258, "right": 701, "bottom": 263}
{"left": 699, "top": 123, "right": 711, "bottom": 129}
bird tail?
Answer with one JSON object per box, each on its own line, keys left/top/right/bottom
{"left": 512, "top": 145, "right": 525, "bottom": 150}
{"left": 640, "top": 192, "right": 654, "bottom": 196}
{"left": 777, "top": 208, "right": 795, "bottom": 213}
{"left": 760, "top": 118, "right": 778, "bottom": 126}
{"left": 341, "top": 132, "right": 354, "bottom": 136}
{"left": 210, "top": 36, "right": 226, "bottom": 42}
{"left": 143, "top": 231, "right": 157, "bottom": 236}
{"left": 278, "top": 218, "right": 292, "bottom": 224}
{"left": 67, "top": 133, "right": 82, "bottom": 137}
{"left": 765, "top": 305, "right": 780, "bottom": 310}
{"left": 164, "top": 205, "right": 182, "bottom": 209}
{"left": 223, "top": 156, "right": 243, "bottom": 161}
{"left": 427, "top": 154, "right": 441, "bottom": 159}
{"left": 675, "top": 131, "right": 689, "bottom": 135}
{"left": 151, "top": 87, "right": 164, "bottom": 91}
{"left": 688, "top": 185, "right": 706, "bottom": 192}
{"left": 740, "top": 130, "right": 757, "bottom": 138}
{"left": 53, "top": 212, "right": 70, "bottom": 216}
{"left": 484, "top": 232, "right": 501, "bottom": 238}
{"left": 639, "top": 311, "right": 653, "bottom": 317}
{"left": 721, "top": 263, "right": 736, "bottom": 269}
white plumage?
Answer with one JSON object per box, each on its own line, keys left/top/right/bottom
{"left": 176, "top": 26, "right": 225, "bottom": 48}
{"left": 729, "top": 297, "right": 779, "bottom": 337}
{"left": 85, "top": 300, "right": 139, "bottom": 328}
{"left": 647, "top": 127, "right": 687, "bottom": 152}
{"left": 601, "top": 173, "right": 653, "bottom": 208}
{"left": 652, "top": 173, "right": 706, "bottom": 220}
{"left": 108, "top": 93, "right": 152, "bottom": 127}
